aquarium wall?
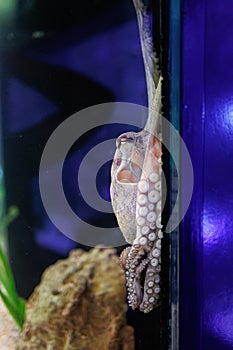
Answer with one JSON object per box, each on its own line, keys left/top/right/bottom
{"left": 181, "top": 0, "right": 233, "bottom": 349}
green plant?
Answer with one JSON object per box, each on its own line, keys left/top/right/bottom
{"left": 0, "top": 205, "right": 26, "bottom": 330}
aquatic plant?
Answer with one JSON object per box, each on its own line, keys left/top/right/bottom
{"left": 0, "top": 199, "right": 26, "bottom": 329}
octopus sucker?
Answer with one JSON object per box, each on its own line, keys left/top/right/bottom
{"left": 149, "top": 172, "right": 159, "bottom": 183}
{"left": 152, "top": 247, "right": 161, "bottom": 256}
{"left": 138, "top": 179, "right": 149, "bottom": 193}
{"left": 154, "top": 181, "right": 161, "bottom": 191}
{"left": 138, "top": 206, "right": 149, "bottom": 217}
{"left": 156, "top": 216, "right": 163, "bottom": 229}
{"left": 148, "top": 203, "right": 155, "bottom": 211}
{"left": 148, "top": 190, "right": 160, "bottom": 204}
{"left": 147, "top": 211, "right": 157, "bottom": 223}
{"left": 148, "top": 232, "right": 156, "bottom": 241}
{"left": 141, "top": 225, "right": 150, "bottom": 235}
{"left": 137, "top": 194, "right": 148, "bottom": 206}
{"left": 139, "top": 236, "right": 148, "bottom": 245}
{"left": 155, "top": 239, "right": 162, "bottom": 249}
{"left": 110, "top": 0, "right": 163, "bottom": 313}
{"left": 147, "top": 280, "right": 154, "bottom": 287}
{"left": 151, "top": 258, "right": 159, "bottom": 267}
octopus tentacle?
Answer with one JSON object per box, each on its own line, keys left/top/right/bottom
{"left": 111, "top": 129, "right": 162, "bottom": 312}
{"left": 119, "top": 247, "right": 131, "bottom": 270}
{"left": 139, "top": 249, "right": 161, "bottom": 312}
{"left": 119, "top": 130, "right": 162, "bottom": 312}
{"left": 125, "top": 247, "right": 148, "bottom": 308}
{"left": 110, "top": 0, "right": 163, "bottom": 313}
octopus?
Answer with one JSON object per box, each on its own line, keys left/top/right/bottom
{"left": 110, "top": 0, "right": 163, "bottom": 313}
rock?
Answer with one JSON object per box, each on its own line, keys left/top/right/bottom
{"left": 0, "top": 298, "right": 20, "bottom": 350}
{"left": 17, "top": 247, "right": 134, "bottom": 350}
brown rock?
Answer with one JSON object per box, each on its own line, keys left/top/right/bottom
{"left": 17, "top": 247, "right": 134, "bottom": 350}
{"left": 0, "top": 298, "right": 20, "bottom": 349}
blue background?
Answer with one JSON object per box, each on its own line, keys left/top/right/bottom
{"left": 181, "top": 0, "right": 233, "bottom": 349}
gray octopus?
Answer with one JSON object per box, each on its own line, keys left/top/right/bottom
{"left": 110, "top": 0, "right": 163, "bottom": 313}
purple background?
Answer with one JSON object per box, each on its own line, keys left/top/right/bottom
{"left": 181, "top": 0, "right": 233, "bottom": 349}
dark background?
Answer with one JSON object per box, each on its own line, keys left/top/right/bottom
{"left": 0, "top": 1, "right": 169, "bottom": 349}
